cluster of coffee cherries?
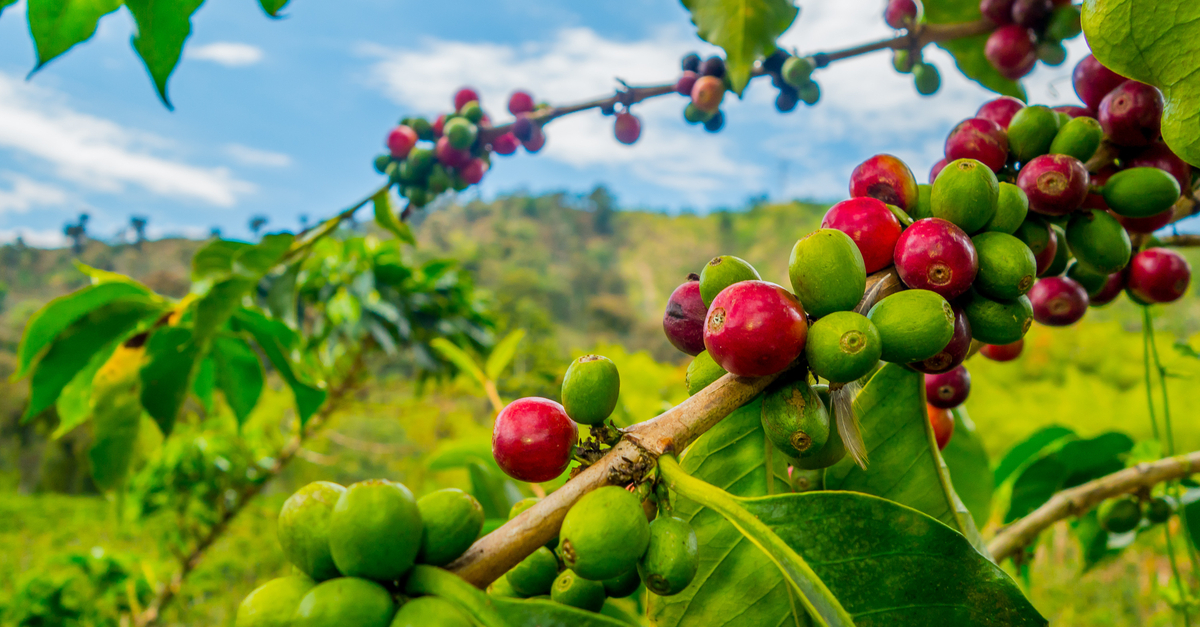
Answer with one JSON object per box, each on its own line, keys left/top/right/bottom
{"left": 675, "top": 53, "right": 730, "bottom": 132}
{"left": 883, "top": 0, "right": 943, "bottom": 96}
{"left": 761, "top": 49, "right": 823, "bottom": 111}
{"left": 979, "top": 0, "right": 1082, "bottom": 80}
{"left": 373, "top": 87, "right": 550, "bottom": 209}
{"left": 1098, "top": 492, "right": 1174, "bottom": 535}
{"left": 489, "top": 355, "right": 700, "bottom": 607}
{"left": 235, "top": 479, "right": 487, "bottom": 626}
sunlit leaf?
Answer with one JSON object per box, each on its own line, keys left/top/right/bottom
{"left": 139, "top": 326, "right": 201, "bottom": 436}
{"left": 1005, "top": 432, "right": 1133, "bottom": 522}
{"left": 193, "top": 356, "right": 215, "bottom": 414}
{"left": 484, "top": 329, "right": 525, "bottom": 382}
{"left": 54, "top": 340, "right": 120, "bottom": 438}
{"left": 681, "top": 0, "right": 798, "bottom": 94}
{"left": 233, "top": 308, "right": 326, "bottom": 425}
{"left": 88, "top": 342, "right": 147, "bottom": 490}
{"left": 431, "top": 338, "right": 486, "bottom": 386}
{"left": 493, "top": 597, "right": 630, "bottom": 626}
{"left": 192, "top": 239, "right": 252, "bottom": 283}
{"left": 374, "top": 189, "right": 416, "bottom": 244}
{"left": 235, "top": 232, "right": 295, "bottom": 276}
{"left": 466, "top": 459, "right": 525, "bottom": 520}
{"left": 27, "top": 0, "right": 122, "bottom": 70}
{"left": 942, "top": 407, "right": 995, "bottom": 526}
{"left": 993, "top": 425, "right": 1076, "bottom": 486}
{"left": 125, "top": 0, "right": 207, "bottom": 108}
{"left": 266, "top": 262, "right": 302, "bottom": 328}
{"left": 211, "top": 336, "right": 265, "bottom": 426}
{"left": 194, "top": 277, "right": 255, "bottom": 342}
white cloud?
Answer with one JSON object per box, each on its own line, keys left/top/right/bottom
{"left": 0, "top": 227, "right": 68, "bottom": 248}
{"left": 0, "top": 175, "right": 69, "bottom": 214}
{"left": 189, "top": 42, "right": 265, "bottom": 67}
{"left": 227, "top": 143, "right": 292, "bottom": 167}
{"left": 0, "top": 72, "right": 253, "bottom": 206}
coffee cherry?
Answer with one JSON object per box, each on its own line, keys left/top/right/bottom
{"left": 691, "top": 76, "right": 725, "bottom": 113}
{"left": 1014, "top": 216, "right": 1057, "bottom": 275}
{"left": 278, "top": 482, "right": 346, "bottom": 581}
{"left": 614, "top": 112, "right": 641, "bottom": 145}
{"left": 1046, "top": 4, "right": 1082, "bottom": 40}
{"left": 507, "top": 546, "right": 559, "bottom": 596}
{"left": 1073, "top": 54, "right": 1127, "bottom": 111}
{"left": 1125, "top": 141, "right": 1192, "bottom": 191}
{"left": 1066, "top": 209, "right": 1131, "bottom": 274}
{"left": 1113, "top": 209, "right": 1174, "bottom": 234}
{"left": 1040, "top": 224, "right": 1071, "bottom": 278}
{"left": 1088, "top": 270, "right": 1126, "bottom": 306}
{"left": 782, "top": 56, "right": 816, "bottom": 87}
{"left": 703, "top": 110, "right": 725, "bottom": 133}
{"left": 894, "top": 218, "right": 979, "bottom": 299}
{"left": 683, "top": 103, "right": 713, "bottom": 124}
{"left": 330, "top": 480, "right": 422, "bottom": 581}
{"left": 797, "top": 80, "right": 821, "bottom": 105}
{"left": 945, "top": 118, "right": 1009, "bottom": 172}
{"left": 638, "top": 516, "right": 699, "bottom": 596}
{"left": 492, "top": 133, "right": 519, "bottom": 156}
{"left": 764, "top": 377, "right": 833, "bottom": 459}
{"left": 1146, "top": 497, "right": 1174, "bottom": 525}
{"left": 1017, "top": 154, "right": 1089, "bottom": 216}
{"left": 1038, "top": 41, "right": 1067, "bottom": 66}
{"left": 1067, "top": 259, "right": 1110, "bottom": 294}
{"left": 983, "top": 182, "right": 1030, "bottom": 234}
{"left": 1008, "top": 105, "right": 1060, "bottom": 163}
{"left": 681, "top": 52, "right": 701, "bottom": 73}
{"left": 926, "top": 365, "right": 971, "bottom": 409}
{"left": 762, "top": 49, "right": 789, "bottom": 74}
{"left": 686, "top": 350, "right": 727, "bottom": 395}
{"left": 508, "top": 91, "right": 535, "bottom": 115}
{"left": 436, "top": 136, "right": 472, "bottom": 169}
{"left": 867, "top": 289, "right": 956, "bottom": 363}
{"left": 885, "top": 0, "right": 917, "bottom": 28}
{"left": 454, "top": 87, "right": 480, "bottom": 111}
{"left": 789, "top": 229, "right": 867, "bottom": 318}
{"left": 893, "top": 49, "right": 917, "bottom": 73}
{"left": 973, "top": 231, "right": 1037, "bottom": 300}
{"left": 1128, "top": 248, "right": 1191, "bottom": 303}
{"left": 1100, "top": 80, "right": 1164, "bottom": 147}
{"left": 704, "top": 281, "right": 808, "bottom": 377}
{"left": 512, "top": 114, "right": 535, "bottom": 142}
{"left": 551, "top": 570, "right": 606, "bottom": 611}
{"left": 523, "top": 125, "right": 547, "bottom": 153}
{"left": 911, "top": 306, "right": 972, "bottom": 374}
{"left": 913, "top": 62, "right": 941, "bottom": 95}
{"left": 700, "top": 56, "right": 726, "bottom": 78}
{"left": 1103, "top": 167, "right": 1181, "bottom": 217}
{"left": 848, "top": 154, "right": 920, "bottom": 213}
{"left": 980, "top": 0, "right": 1015, "bottom": 25}
{"left": 416, "top": 488, "right": 485, "bottom": 567}
{"left": 461, "top": 158, "right": 487, "bottom": 185}
{"left": 821, "top": 197, "right": 903, "bottom": 273}
{"left": 391, "top": 597, "right": 472, "bottom": 627}
{"left": 976, "top": 96, "right": 1025, "bottom": 129}
{"left": 561, "top": 354, "right": 620, "bottom": 426}
{"left": 805, "top": 311, "right": 883, "bottom": 383}
{"left": 929, "top": 158, "right": 948, "bottom": 184}
{"left": 444, "top": 118, "right": 477, "bottom": 150}
{"left": 1011, "top": 0, "right": 1052, "bottom": 28}
{"left": 492, "top": 397, "right": 578, "bottom": 482}
{"left": 927, "top": 405, "right": 955, "bottom": 450}
{"left": 1099, "top": 498, "right": 1142, "bottom": 534}
{"left": 1054, "top": 105, "right": 1093, "bottom": 119}
{"left": 1049, "top": 116, "right": 1103, "bottom": 162}
{"left": 932, "top": 158, "right": 999, "bottom": 233}
{"left": 238, "top": 575, "right": 315, "bottom": 627}
{"left": 985, "top": 25, "right": 1037, "bottom": 80}
{"left": 664, "top": 276, "right": 707, "bottom": 356}
{"left": 293, "top": 578, "right": 395, "bottom": 627}
{"left": 962, "top": 289, "right": 1034, "bottom": 344}
{"left": 675, "top": 71, "right": 699, "bottom": 96}
{"left": 776, "top": 88, "right": 800, "bottom": 112}
{"left": 1029, "top": 276, "right": 1089, "bottom": 326}
{"left": 981, "top": 339, "right": 1024, "bottom": 361}
{"left": 560, "top": 486, "right": 650, "bottom": 581}
{"left": 387, "top": 125, "right": 418, "bottom": 159}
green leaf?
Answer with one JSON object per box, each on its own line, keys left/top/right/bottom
{"left": 24, "top": 300, "right": 161, "bottom": 421}
{"left": 431, "top": 338, "right": 486, "bottom": 386}
{"left": 193, "top": 239, "right": 252, "bottom": 283}
{"left": 680, "top": 0, "right": 798, "bottom": 94}
{"left": 1005, "top": 432, "right": 1133, "bottom": 522}
{"left": 235, "top": 233, "right": 295, "bottom": 277}
{"left": 1082, "top": 0, "right": 1200, "bottom": 166}
{"left": 403, "top": 566, "right": 510, "bottom": 627}
{"left": 211, "top": 336, "right": 264, "bottom": 425}
{"left": 54, "top": 339, "right": 122, "bottom": 438}
{"left": 125, "top": 0, "right": 207, "bottom": 108}
{"left": 193, "top": 277, "right": 255, "bottom": 342}
{"left": 659, "top": 455, "right": 855, "bottom": 627}
{"left": 233, "top": 308, "right": 326, "bottom": 425}
{"left": 426, "top": 439, "right": 495, "bottom": 470}
{"left": 27, "top": 0, "right": 123, "bottom": 69}
{"left": 1073, "top": 510, "right": 1125, "bottom": 573}
{"left": 649, "top": 397, "right": 796, "bottom": 627}
{"left": 258, "top": 0, "right": 289, "bottom": 17}
{"left": 193, "top": 356, "right": 215, "bottom": 414}
{"left": 923, "top": 0, "right": 983, "bottom": 24}
{"left": 0, "top": 0, "right": 18, "bottom": 19}
{"left": 266, "top": 262, "right": 302, "bottom": 328}
{"left": 484, "top": 330, "right": 525, "bottom": 382}
{"left": 374, "top": 189, "right": 416, "bottom": 244}
{"left": 937, "top": 35, "right": 1027, "bottom": 100}
{"left": 493, "top": 597, "right": 629, "bottom": 626}
{"left": 17, "top": 282, "right": 156, "bottom": 379}
{"left": 88, "top": 343, "right": 147, "bottom": 490}
{"left": 993, "top": 425, "right": 1076, "bottom": 486}
{"left": 467, "top": 459, "right": 525, "bottom": 520}
{"left": 824, "top": 363, "right": 987, "bottom": 554}
{"left": 139, "top": 326, "right": 201, "bottom": 436}
{"left": 942, "top": 407, "right": 995, "bottom": 526}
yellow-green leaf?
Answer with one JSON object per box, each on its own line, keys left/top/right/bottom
{"left": 484, "top": 330, "right": 525, "bottom": 381}
{"left": 431, "top": 337, "right": 486, "bottom": 386}
{"left": 374, "top": 189, "right": 416, "bottom": 244}
{"left": 88, "top": 342, "right": 147, "bottom": 490}
{"left": 681, "top": 0, "right": 798, "bottom": 94}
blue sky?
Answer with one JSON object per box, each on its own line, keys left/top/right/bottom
{"left": 0, "top": 0, "right": 1110, "bottom": 245}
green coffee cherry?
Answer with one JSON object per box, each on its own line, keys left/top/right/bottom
{"left": 867, "top": 290, "right": 955, "bottom": 363}
{"left": 1066, "top": 260, "right": 1110, "bottom": 295}
{"left": 797, "top": 80, "right": 821, "bottom": 105}
{"left": 561, "top": 355, "right": 620, "bottom": 425}
{"left": 699, "top": 255, "right": 761, "bottom": 306}
{"left": 962, "top": 290, "right": 1033, "bottom": 345}
{"left": 551, "top": 570, "right": 607, "bottom": 611}
{"left": 444, "top": 118, "right": 478, "bottom": 150}
{"left": 408, "top": 117, "right": 434, "bottom": 141}
{"left": 892, "top": 49, "right": 916, "bottom": 74}
{"left": 292, "top": 578, "right": 395, "bottom": 627}
{"left": 507, "top": 546, "right": 560, "bottom": 597}
{"left": 488, "top": 575, "right": 520, "bottom": 597}
{"left": 390, "top": 596, "right": 472, "bottom": 627}
{"left": 1049, "top": 116, "right": 1103, "bottom": 162}
{"left": 460, "top": 100, "right": 484, "bottom": 123}
{"left": 637, "top": 516, "right": 699, "bottom": 597}
{"left": 972, "top": 232, "right": 1037, "bottom": 300}
{"left": 1099, "top": 497, "right": 1142, "bottom": 534}
{"left": 1037, "top": 41, "right": 1067, "bottom": 66}
{"left": 1103, "top": 167, "right": 1182, "bottom": 218}
{"left": 329, "top": 480, "right": 423, "bottom": 582}
{"left": 762, "top": 378, "right": 830, "bottom": 458}
{"left": 560, "top": 486, "right": 650, "bottom": 581}
{"left": 509, "top": 497, "right": 540, "bottom": 521}
{"left": 602, "top": 568, "right": 642, "bottom": 598}
{"left": 788, "top": 229, "right": 867, "bottom": 318}
{"left": 805, "top": 311, "right": 882, "bottom": 384}
{"left": 913, "top": 63, "right": 940, "bottom": 95}
{"left": 407, "top": 147, "right": 435, "bottom": 178}
{"left": 912, "top": 183, "right": 934, "bottom": 220}
{"left": 931, "top": 159, "right": 999, "bottom": 234}
{"left": 1146, "top": 497, "right": 1173, "bottom": 524}
{"left": 236, "top": 575, "right": 315, "bottom": 627}
{"left": 982, "top": 183, "right": 1029, "bottom": 234}
{"left": 373, "top": 154, "right": 393, "bottom": 174}
{"left": 278, "top": 482, "right": 346, "bottom": 581}
{"left": 1046, "top": 5, "right": 1082, "bottom": 41}
{"left": 1007, "top": 106, "right": 1060, "bottom": 163}
{"left": 792, "top": 390, "right": 847, "bottom": 471}
{"left": 416, "top": 488, "right": 484, "bottom": 566}
{"left": 1066, "top": 210, "right": 1131, "bottom": 275}
{"left": 686, "top": 351, "right": 727, "bottom": 396}
{"left": 782, "top": 56, "right": 816, "bottom": 86}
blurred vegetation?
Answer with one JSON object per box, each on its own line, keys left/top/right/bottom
{"left": 2, "top": 189, "right": 1200, "bottom": 625}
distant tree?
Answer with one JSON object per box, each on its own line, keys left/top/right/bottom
{"left": 210, "top": 227, "right": 222, "bottom": 238}
{"left": 249, "top": 215, "right": 268, "bottom": 236}
{"left": 299, "top": 214, "right": 310, "bottom": 230}
{"left": 0, "top": 279, "right": 8, "bottom": 313}
{"left": 63, "top": 213, "right": 89, "bottom": 255}
{"left": 588, "top": 185, "right": 616, "bottom": 235}
{"left": 130, "top": 216, "right": 148, "bottom": 249}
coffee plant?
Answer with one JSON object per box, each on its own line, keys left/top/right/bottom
{"left": 8, "top": 0, "right": 1200, "bottom": 625}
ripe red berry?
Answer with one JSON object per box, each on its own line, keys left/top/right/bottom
{"left": 387, "top": 125, "right": 418, "bottom": 160}
{"left": 1011, "top": 0, "right": 1052, "bottom": 28}
{"left": 981, "top": 339, "right": 1024, "bottom": 361}
{"left": 1113, "top": 209, "right": 1173, "bottom": 234}
{"left": 461, "top": 158, "right": 488, "bottom": 185}
{"left": 512, "top": 115, "right": 535, "bottom": 142}
{"left": 985, "top": 25, "right": 1037, "bottom": 81}
{"left": 703, "top": 281, "right": 808, "bottom": 377}
{"left": 976, "top": 96, "right": 1025, "bottom": 129}
{"left": 1124, "top": 141, "right": 1191, "bottom": 191}
{"left": 849, "top": 154, "right": 920, "bottom": 212}
{"left": 821, "top": 197, "right": 903, "bottom": 274}
{"left": 523, "top": 125, "right": 546, "bottom": 153}
{"left": 675, "top": 71, "right": 699, "bottom": 96}
{"left": 1100, "top": 80, "right": 1164, "bottom": 147}
{"left": 432, "top": 114, "right": 448, "bottom": 138}
{"left": 926, "top": 365, "right": 971, "bottom": 409}
{"left": 492, "top": 397, "right": 578, "bottom": 482}
{"left": 492, "top": 133, "right": 520, "bottom": 156}
{"left": 912, "top": 307, "right": 972, "bottom": 374}
{"left": 945, "top": 118, "right": 1009, "bottom": 172}
{"left": 1053, "top": 105, "right": 1093, "bottom": 119}
{"left": 1073, "top": 54, "right": 1126, "bottom": 111}
{"left": 454, "top": 87, "right": 480, "bottom": 111}
{"left": 884, "top": 0, "right": 917, "bottom": 29}
{"left": 1127, "top": 248, "right": 1191, "bottom": 303}
{"left": 927, "top": 405, "right": 955, "bottom": 450}
{"left": 614, "top": 113, "right": 641, "bottom": 145}
{"left": 508, "top": 91, "right": 535, "bottom": 115}
{"left": 980, "top": 0, "right": 1015, "bottom": 25}
{"left": 1032, "top": 226, "right": 1058, "bottom": 276}
{"left": 1017, "top": 154, "right": 1089, "bottom": 216}
{"left": 1029, "top": 276, "right": 1089, "bottom": 326}
{"left": 930, "top": 158, "right": 948, "bottom": 184}
{"left": 435, "top": 136, "right": 471, "bottom": 169}
{"left": 691, "top": 76, "right": 725, "bottom": 113}
{"left": 1089, "top": 271, "right": 1125, "bottom": 306}
{"left": 894, "top": 218, "right": 979, "bottom": 300}
{"left": 663, "top": 276, "right": 708, "bottom": 355}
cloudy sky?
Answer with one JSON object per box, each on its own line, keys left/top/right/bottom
{"left": 0, "top": 0, "right": 1115, "bottom": 245}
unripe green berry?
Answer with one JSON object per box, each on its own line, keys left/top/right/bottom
{"left": 561, "top": 354, "right": 621, "bottom": 425}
